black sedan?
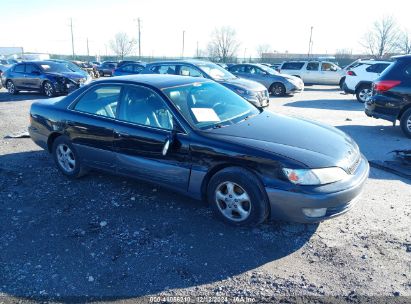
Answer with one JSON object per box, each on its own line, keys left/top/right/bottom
{"left": 2, "top": 61, "right": 91, "bottom": 97}
{"left": 29, "top": 75, "right": 369, "bottom": 225}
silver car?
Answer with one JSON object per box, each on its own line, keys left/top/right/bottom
{"left": 228, "top": 63, "right": 304, "bottom": 97}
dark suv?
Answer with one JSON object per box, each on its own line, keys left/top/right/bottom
{"left": 365, "top": 55, "right": 411, "bottom": 137}
{"left": 141, "top": 60, "right": 269, "bottom": 108}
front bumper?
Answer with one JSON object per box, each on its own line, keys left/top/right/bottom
{"left": 265, "top": 155, "right": 369, "bottom": 223}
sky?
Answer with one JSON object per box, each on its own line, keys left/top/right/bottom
{"left": 0, "top": 0, "right": 410, "bottom": 58}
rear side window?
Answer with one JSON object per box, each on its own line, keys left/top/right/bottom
{"left": 14, "top": 64, "right": 25, "bottom": 73}
{"left": 74, "top": 85, "right": 122, "bottom": 118}
{"left": 281, "top": 62, "right": 304, "bottom": 70}
{"left": 366, "top": 63, "right": 390, "bottom": 73}
{"left": 306, "top": 62, "right": 319, "bottom": 71}
{"left": 133, "top": 65, "right": 145, "bottom": 73}
{"left": 150, "top": 65, "right": 177, "bottom": 75}
{"left": 26, "top": 64, "right": 41, "bottom": 74}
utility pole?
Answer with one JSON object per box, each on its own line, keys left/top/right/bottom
{"left": 243, "top": 48, "right": 247, "bottom": 63}
{"left": 70, "top": 18, "right": 75, "bottom": 59}
{"left": 86, "top": 38, "right": 90, "bottom": 59}
{"left": 138, "top": 18, "right": 141, "bottom": 59}
{"left": 196, "top": 41, "right": 199, "bottom": 58}
{"left": 182, "top": 30, "right": 185, "bottom": 58}
{"left": 308, "top": 26, "right": 313, "bottom": 58}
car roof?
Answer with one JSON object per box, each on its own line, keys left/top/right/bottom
{"left": 392, "top": 54, "right": 411, "bottom": 60}
{"left": 357, "top": 60, "right": 391, "bottom": 64}
{"left": 93, "top": 74, "right": 211, "bottom": 89}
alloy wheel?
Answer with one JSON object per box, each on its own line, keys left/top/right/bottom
{"left": 56, "top": 144, "right": 76, "bottom": 173}
{"left": 407, "top": 115, "right": 411, "bottom": 132}
{"left": 215, "top": 181, "right": 251, "bottom": 222}
{"left": 7, "top": 81, "right": 15, "bottom": 94}
{"left": 44, "top": 82, "right": 54, "bottom": 97}
{"left": 359, "top": 88, "right": 372, "bottom": 102}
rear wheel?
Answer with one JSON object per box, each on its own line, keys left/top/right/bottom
{"left": 207, "top": 167, "right": 269, "bottom": 226}
{"left": 356, "top": 84, "right": 372, "bottom": 103}
{"left": 52, "top": 136, "right": 87, "bottom": 178}
{"left": 6, "top": 80, "right": 18, "bottom": 95}
{"left": 400, "top": 108, "right": 411, "bottom": 138}
{"left": 270, "top": 83, "right": 286, "bottom": 97}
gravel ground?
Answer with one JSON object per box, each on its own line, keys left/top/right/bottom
{"left": 0, "top": 86, "right": 410, "bottom": 303}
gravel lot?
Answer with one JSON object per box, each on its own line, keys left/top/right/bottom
{"left": 0, "top": 85, "right": 410, "bottom": 303}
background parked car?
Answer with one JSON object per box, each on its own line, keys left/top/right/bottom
{"left": 113, "top": 62, "right": 146, "bottom": 76}
{"left": 228, "top": 63, "right": 304, "bottom": 97}
{"left": 117, "top": 60, "right": 142, "bottom": 67}
{"left": 0, "top": 64, "right": 11, "bottom": 89}
{"left": 141, "top": 60, "right": 270, "bottom": 108}
{"left": 278, "top": 61, "right": 344, "bottom": 86}
{"left": 72, "top": 60, "right": 98, "bottom": 78}
{"left": 343, "top": 60, "right": 391, "bottom": 103}
{"left": 1, "top": 61, "right": 91, "bottom": 97}
{"left": 98, "top": 61, "right": 118, "bottom": 77}
{"left": 365, "top": 55, "right": 411, "bottom": 137}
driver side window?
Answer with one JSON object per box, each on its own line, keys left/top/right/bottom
{"left": 119, "top": 86, "right": 174, "bottom": 130}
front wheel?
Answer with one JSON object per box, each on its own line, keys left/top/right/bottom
{"left": 52, "top": 136, "right": 87, "bottom": 178}
{"left": 207, "top": 167, "right": 269, "bottom": 226}
{"left": 400, "top": 108, "right": 411, "bottom": 138}
{"left": 43, "top": 81, "right": 56, "bottom": 97}
{"left": 270, "top": 83, "right": 286, "bottom": 97}
{"left": 356, "top": 85, "right": 372, "bottom": 103}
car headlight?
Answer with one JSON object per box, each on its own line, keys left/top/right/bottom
{"left": 282, "top": 167, "right": 348, "bottom": 185}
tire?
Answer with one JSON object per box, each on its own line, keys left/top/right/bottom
{"left": 6, "top": 80, "right": 19, "bottom": 95}
{"left": 339, "top": 77, "right": 345, "bottom": 90}
{"left": 400, "top": 108, "right": 411, "bottom": 138}
{"left": 355, "top": 84, "right": 372, "bottom": 103}
{"left": 270, "top": 83, "right": 286, "bottom": 97}
{"left": 207, "top": 167, "right": 269, "bottom": 226}
{"left": 43, "top": 81, "right": 56, "bottom": 97}
{"left": 52, "top": 136, "right": 87, "bottom": 178}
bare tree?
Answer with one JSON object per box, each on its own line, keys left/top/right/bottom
{"left": 360, "top": 16, "right": 399, "bottom": 59}
{"left": 109, "top": 32, "right": 136, "bottom": 60}
{"left": 397, "top": 30, "right": 411, "bottom": 54}
{"left": 207, "top": 26, "right": 240, "bottom": 62}
{"left": 256, "top": 44, "right": 272, "bottom": 60}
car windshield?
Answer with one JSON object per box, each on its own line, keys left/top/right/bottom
{"left": 163, "top": 81, "right": 259, "bottom": 130}
{"left": 39, "top": 62, "right": 72, "bottom": 73}
{"left": 197, "top": 62, "right": 237, "bottom": 81}
{"left": 258, "top": 64, "right": 279, "bottom": 75}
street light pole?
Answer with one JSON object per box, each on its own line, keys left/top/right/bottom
{"left": 138, "top": 18, "right": 141, "bottom": 59}
{"left": 86, "top": 38, "right": 90, "bottom": 59}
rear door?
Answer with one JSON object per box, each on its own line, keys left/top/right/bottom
{"left": 304, "top": 61, "right": 320, "bottom": 84}
{"left": 320, "top": 62, "right": 341, "bottom": 85}
{"left": 11, "top": 63, "right": 26, "bottom": 88}
{"left": 67, "top": 84, "right": 122, "bottom": 170}
{"left": 24, "top": 63, "right": 42, "bottom": 89}
{"left": 113, "top": 84, "right": 191, "bottom": 190}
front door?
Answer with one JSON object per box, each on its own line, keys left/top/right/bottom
{"left": 66, "top": 84, "right": 122, "bottom": 170}
{"left": 114, "top": 84, "right": 191, "bottom": 190}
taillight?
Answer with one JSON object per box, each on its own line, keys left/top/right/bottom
{"left": 347, "top": 70, "right": 356, "bottom": 76}
{"left": 374, "top": 80, "right": 401, "bottom": 92}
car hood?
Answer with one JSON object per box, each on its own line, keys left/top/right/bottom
{"left": 219, "top": 77, "right": 266, "bottom": 91}
{"left": 203, "top": 111, "right": 360, "bottom": 170}
{"left": 44, "top": 72, "right": 85, "bottom": 80}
